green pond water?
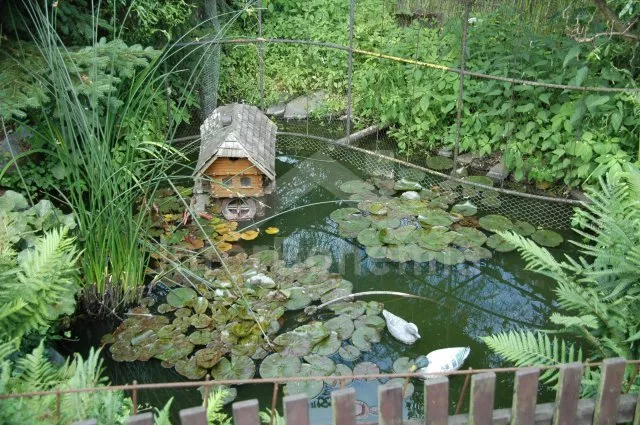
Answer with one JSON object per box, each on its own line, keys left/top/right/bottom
{"left": 61, "top": 139, "right": 569, "bottom": 423}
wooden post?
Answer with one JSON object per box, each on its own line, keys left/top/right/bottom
{"left": 424, "top": 377, "right": 449, "bottom": 425}
{"left": 552, "top": 362, "right": 583, "bottom": 425}
{"left": 634, "top": 389, "right": 640, "bottom": 425}
{"left": 72, "top": 421, "right": 97, "bottom": 425}
{"left": 179, "top": 406, "right": 207, "bottom": 425}
{"left": 332, "top": 387, "right": 356, "bottom": 425}
{"left": 233, "top": 399, "right": 261, "bottom": 425}
{"left": 511, "top": 368, "right": 540, "bottom": 425}
{"left": 126, "top": 412, "right": 153, "bottom": 425}
{"left": 468, "top": 372, "right": 496, "bottom": 425}
{"left": 593, "top": 358, "right": 626, "bottom": 425}
{"left": 379, "top": 381, "right": 403, "bottom": 425}
{"left": 284, "top": 394, "right": 310, "bottom": 425}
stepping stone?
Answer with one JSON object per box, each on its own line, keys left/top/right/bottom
{"left": 284, "top": 91, "right": 326, "bottom": 119}
{"left": 570, "top": 189, "right": 590, "bottom": 202}
{"left": 266, "top": 103, "right": 286, "bottom": 117}
{"left": 487, "top": 161, "right": 509, "bottom": 181}
{"left": 456, "top": 153, "right": 478, "bottom": 165}
{"left": 437, "top": 148, "right": 453, "bottom": 158}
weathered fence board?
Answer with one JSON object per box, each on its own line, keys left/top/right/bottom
{"left": 593, "top": 357, "right": 626, "bottom": 425}
{"left": 425, "top": 377, "right": 449, "bottom": 425}
{"left": 125, "top": 412, "right": 153, "bottom": 425}
{"left": 179, "top": 406, "right": 207, "bottom": 425}
{"left": 332, "top": 387, "right": 356, "bottom": 425}
{"left": 511, "top": 367, "right": 540, "bottom": 425}
{"left": 284, "top": 393, "right": 310, "bottom": 425}
{"left": 72, "top": 421, "right": 97, "bottom": 425}
{"left": 378, "top": 381, "right": 403, "bottom": 425}
{"left": 552, "top": 362, "right": 583, "bottom": 425}
{"left": 232, "top": 399, "right": 260, "bottom": 425}
{"left": 469, "top": 372, "right": 496, "bottom": 425}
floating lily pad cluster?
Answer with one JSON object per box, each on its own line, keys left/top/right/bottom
{"left": 259, "top": 299, "right": 387, "bottom": 398}
{"left": 331, "top": 177, "right": 564, "bottom": 263}
{"left": 102, "top": 252, "right": 388, "bottom": 386}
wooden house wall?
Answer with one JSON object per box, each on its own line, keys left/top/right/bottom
{"left": 205, "top": 158, "right": 265, "bottom": 197}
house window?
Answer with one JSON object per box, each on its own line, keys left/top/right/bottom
{"left": 240, "top": 177, "right": 252, "bottom": 187}
{"left": 222, "top": 177, "right": 233, "bottom": 188}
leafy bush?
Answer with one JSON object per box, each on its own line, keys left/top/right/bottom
{"left": 482, "top": 163, "right": 640, "bottom": 395}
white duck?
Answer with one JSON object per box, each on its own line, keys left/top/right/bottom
{"left": 382, "top": 309, "right": 421, "bottom": 345}
{"left": 410, "top": 347, "right": 471, "bottom": 379}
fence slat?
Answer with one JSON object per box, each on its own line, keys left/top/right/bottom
{"left": 72, "top": 421, "right": 97, "bottom": 425}
{"left": 126, "top": 412, "right": 153, "bottom": 425}
{"left": 511, "top": 367, "right": 539, "bottom": 425}
{"left": 332, "top": 387, "right": 356, "bottom": 425}
{"left": 424, "top": 377, "right": 449, "bottom": 425}
{"left": 593, "top": 357, "right": 626, "bottom": 425}
{"left": 284, "top": 394, "right": 310, "bottom": 425}
{"left": 233, "top": 399, "right": 260, "bottom": 425}
{"left": 468, "top": 372, "right": 496, "bottom": 425}
{"left": 379, "top": 381, "right": 403, "bottom": 425}
{"left": 634, "top": 390, "right": 640, "bottom": 425}
{"left": 552, "top": 362, "right": 583, "bottom": 425}
{"left": 179, "top": 406, "right": 207, "bottom": 425}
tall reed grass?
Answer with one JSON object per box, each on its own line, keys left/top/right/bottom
{"left": 14, "top": 2, "right": 242, "bottom": 312}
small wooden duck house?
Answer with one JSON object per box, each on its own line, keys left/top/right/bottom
{"left": 193, "top": 103, "right": 277, "bottom": 220}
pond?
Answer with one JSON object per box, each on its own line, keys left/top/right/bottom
{"left": 61, "top": 134, "right": 569, "bottom": 423}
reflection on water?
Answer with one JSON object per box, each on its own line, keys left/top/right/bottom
{"left": 62, "top": 147, "right": 562, "bottom": 422}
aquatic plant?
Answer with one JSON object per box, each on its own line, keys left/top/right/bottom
{"left": 483, "top": 164, "right": 640, "bottom": 396}
{"left": 328, "top": 176, "right": 563, "bottom": 264}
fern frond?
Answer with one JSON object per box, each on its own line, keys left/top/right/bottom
{"left": 15, "top": 341, "right": 61, "bottom": 391}
{"left": 550, "top": 313, "right": 599, "bottom": 329}
{"left": 481, "top": 330, "right": 582, "bottom": 384}
{"left": 154, "top": 398, "right": 174, "bottom": 425}
{"left": 206, "top": 388, "right": 232, "bottom": 425}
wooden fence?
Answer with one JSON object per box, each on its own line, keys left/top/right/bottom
{"left": 72, "top": 358, "right": 640, "bottom": 425}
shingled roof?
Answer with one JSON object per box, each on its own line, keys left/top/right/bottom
{"left": 195, "top": 103, "right": 277, "bottom": 180}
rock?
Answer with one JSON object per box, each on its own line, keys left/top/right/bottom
{"left": 284, "top": 91, "right": 326, "bottom": 119}
{"left": 247, "top": 273, "right": 276, "bottom": 288}
{"left": 456, "top": 153, "right": 477, "bottom": 166}
{"left": 453, "top": 166, "right": 468, "bottom": 177}
{"left": 266, "top": 103, "right": 286, "bottom": 117}
{"left": 570, "top": 189, "right": 590, "bottom": 203}
{"left": 400, "top": 191, "right": 421, "bottom": 200}
{"left": 487, "top": 161, "right": 509, "bottom": 181}
{"left": 437, "top": 148, "right": 453, "bottom": 158}
{"left": 1, "top": 127, "right": 32, "bottom": 170}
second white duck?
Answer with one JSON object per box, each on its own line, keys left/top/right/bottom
{"left": 410, "top": 347, "right": 471, "bottom": 379}
{"left": 382, "top": 309, "right": 421, "bottom": 345}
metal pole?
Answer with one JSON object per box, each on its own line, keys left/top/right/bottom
{"left": 346, "top": 0, "right": 355, "bottom": 139}
{"left": 258, "top": 0, "right": 265, "bottom": 111}
{"left": 451, "top": 0, "right": 471, "bottom": 175}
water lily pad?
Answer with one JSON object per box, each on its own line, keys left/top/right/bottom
{"left": 366, "top": 246, "right": 388, "bottom": 259}
{"left": 325, "top": 364, "right": 353, "bottom": 387}
{"left": 365, "top": 301, "right": 384, "bottom": 316}
{"left": 386, "top": 245, "right": 413, "bottom": 263}
{"left": 409, "top": 245, "right": 436, "bottom": 262}
{"left": 479, "top": 214, "right": 514, "bottom": 232}
{"left": 426, "top": 156, "right": 454, "bottom": 171}
{"left": 313, "top": 331, "right": 341, "bottom": 355}
{"left": 324, "top": 316, "right": 355, "bottom": 340}
{"left": 393, "top": 357, "right": 413, "bottom": 373}
{"left": 154, "top": 335, "right": 194, "bottom": 363}
{"left": 434, "top": 247, "right": 466, "bottom": 265}
{"left": 193, "top": 297, "right": 209, "bottom": 314}
{"left": 372, "top": 217, "right": 402, "bottom": 229}
{"left": 304, "top": 255, "right": 332, "bottom": 270}
{"left": 481, "top": 195, "right": 502, "bottom": 208}
{"left": 284, "top": 367, "right": 324, "bottom": 399}
{"left": 419, "top": 209, "right": 454, "bottom": 227}
{"left": 190, "top": 314, "right": 212, "bottom": 328}
{"left": 330, "top": 302, "right": 366, "bottom": 319}
{"left": 340, "top": 180, "right": 375, "bottom": 194}
{"left": 463, "top": 246, "right": 493, "bottom": 262}
{"left": 531, "top": 229, "right": 563, "bottom": 247}
{"left": 259, "top": 353, "right": 302, "bottom": 379}
{"left": 369, "top": 202, "right": 389, "bottom": 216}
{"left": 157, "top": 303, "right": 175, "bottom": 314}
{"left": 513, "top": 220, "right": 535, "bottom": 236}
{"left": 354, "top": 315, "right": 386, "bottom": 330}
{"left": 338, "top": 216, "right": 371, "bottom": 237}
{"left": 273, "top": 323, "right": 329, "bottom": 356}
{"left": 451, "top": 201, "right": 478, "bottom": 217}
{"left": 285, "top": 288, "right": 312, "bottom": 310}
{"left": 380, "top": 226, "right": 417, "bottom": 245}
{"left": 303, "top": 355, "right": 336, "bottom": 376}
{"left": 195, "top": 347, "right": 224, "bottom": 368}
{"left": 211, "top": 355, "right": 256, "bottom": 380}
{"left": 166, "top": 287, "right": 197, "bottom": 308}
{"left": 453, "top": 227, "right": 487, "bottom": 248}
{"left": 188, "top": 330, "right": 212, "bottom": 345}
{"left": 357, "top": 228, "right": 382, "bottom": 247}
{"left": 394, "top": 178, "right": 423, "bottom": 192}
{"left": 215, "top": 242, "right": 233, "bottom": 252}
{"left": 464, "top": 175, "right": 494, "bottom": 186}
{"left": 330, "top": 208, "right": 361, "bottom": 222}
{"left": 351, "top": 327, "right": 380, "bottom": 352}
{"left": 250, "top": 250, "right": 279, "bottom": 266}
{"left": 174, "top": 308, "right": 192, "bottom": 318}
{"left": 416, "top": 228, "right": 457, "bottom": 251}
{"left": 353, "top": 361, "right": 380, "bottom": 380}
{"left": 486, "top": 234, "right": 516, "bottom": 252}
{"left": 175, "top": 357, "right": 207, "bottom": 380}
{"left": 265, "top": 227, "right": 280, "bottom": 235}
{"left": 338, "top": 345, "right": 361, "bottom": 361}
{"left": 241, "top": 230, "right": 260, "bottom": 240}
